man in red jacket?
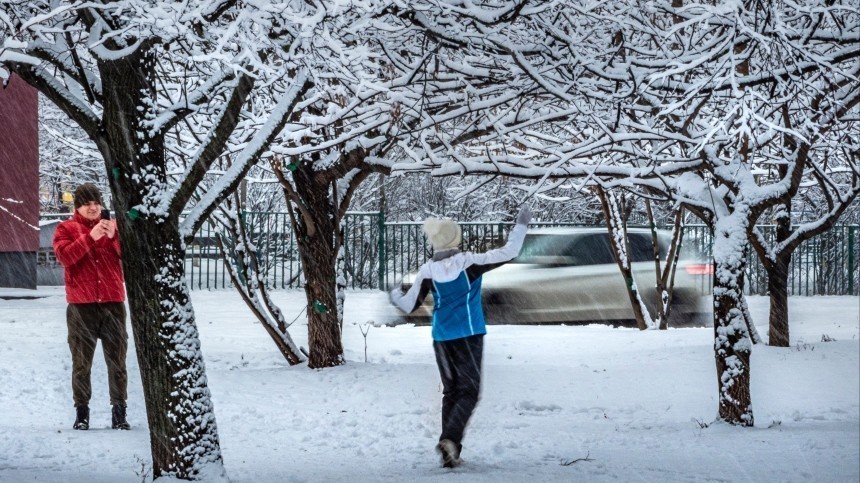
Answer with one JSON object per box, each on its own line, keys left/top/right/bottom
{"left": 53, "top": 183, "right": 130, "bottom": 431}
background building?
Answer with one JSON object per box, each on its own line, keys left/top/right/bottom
{"left": 0, "top": 74, "right": 39, "bottom": 289}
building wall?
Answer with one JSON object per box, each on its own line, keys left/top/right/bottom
{"left": 37, "top": 220, "right": 64, "bottom": 285}
{"left": 0, "top": 74, "right": 39, "bottom": 288}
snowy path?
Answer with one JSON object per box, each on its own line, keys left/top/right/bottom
{"left": 0, "top": 288, "right": 857, "bottom": 482}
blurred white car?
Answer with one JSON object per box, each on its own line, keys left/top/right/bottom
{"left": 397, "top": 227, "right": 711, "bottom": 326}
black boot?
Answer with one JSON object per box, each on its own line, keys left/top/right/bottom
{"left": 437, "top": 439, "right": 461, "bottom": 468}
{"left": 111, "top": 404, "right": 130, "bottom": 430}
{"left": 73, "top": 405, "right": 89, "bottom": 430}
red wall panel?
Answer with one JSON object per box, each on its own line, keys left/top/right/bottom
{"left": 0, "top": 74, "right": 39, "bottom": 252}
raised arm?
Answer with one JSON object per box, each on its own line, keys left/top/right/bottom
{"left": 466, "top": 206, "right": 531, "bottom": 274}
{"left": 389, "top": 264, "right": 433, "bottom": 314}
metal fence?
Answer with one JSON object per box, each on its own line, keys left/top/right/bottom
{"left": 744, "top": 225, "right": 858, "bottom": 296}
{"left": 182, "top": 212, "right": 858, "bottom": 296}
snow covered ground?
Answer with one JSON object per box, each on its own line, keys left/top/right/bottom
{"left": 0, "top": 287, "right": 857, "bottom": 482}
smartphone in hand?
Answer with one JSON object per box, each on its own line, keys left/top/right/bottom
{"left": 100, "top": 209, "right": 111, "bottom": 220}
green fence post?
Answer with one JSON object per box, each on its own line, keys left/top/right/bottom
{"left": 849, "top": 225, "right": 856, "bottom": 295}
{"left": 377, "top": 211, "right": 386, "bottom": 290}
{"left": 235, "top": 211, "right": 248, "bottom": 287}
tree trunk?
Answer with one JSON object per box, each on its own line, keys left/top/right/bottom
{"left": 645, "top": 198, "right": 670, "bottom": 329}
{"left": 214, "top": 221, "right": 306, "bottom": 365}
{"left": 291, "top": 168, "right": 345, "bottom": 369}
{"left": 214, "top": 200, "right": 306, "bottom": 365}
{"left": 767, "top": 255, "right": 791, "bottom": 347}
{"left": 270, "top": 151, "right": 382, "bottom": 369}
{"left": 711, "top": 220, "right": 754, "bottom": 426}
{"left": 119, "top": 218, "right": 225, "bottom": 478}
{"left": 659, "top": 209, "right": 686, "bottom": 329}
{"left": 735, "top": 264, "right": 763, "bottom": 345}
{"left": 101, "top": 49, "right": 225, "bottom": 480}
{"left": 295, "top": 226, "right": 344, "bottom": 368}
{"left": 596, "top": 186, "right": 652, "bottom": 330}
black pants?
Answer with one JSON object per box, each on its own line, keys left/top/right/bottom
{"left": 433, "top": 334, "right": 484, "bottom": 448}
{"left": 67, "top": 302, "right": 128, "bottom": 407}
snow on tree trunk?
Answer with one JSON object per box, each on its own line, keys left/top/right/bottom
{"left": 214, "top": 204, "right": 306, "bottom": 365}
{"left": 101, "top": 50, "right": 225, "bottom": 480}
{"left": 118, "top": 219, "right": 225, "bottom": 479}
{"left": 645, "top": 199, "right": 671, "bottom": 329}
{"left": 711, "top": 214, "right": 754, "bottom": 427}
{"left": 660, "top": 209, "right": 688, "bottom": 329}
{"left": 596, "top": 186, "right": 654, "bottom": 330}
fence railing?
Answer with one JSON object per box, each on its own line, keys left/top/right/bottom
{"left": 179, "top": 212, "right": 858, "bottom": 296}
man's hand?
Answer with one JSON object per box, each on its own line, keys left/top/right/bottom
{"left": 516, "top": 206, "right": 532, "bottom": 225}
{"left": 89, "top": 222, "right": 107, "bottom": 241}
{"left": 103, "top": 219, "right": 117, "bottom": 239}
{"left": 89, "top": 220, "right": 115, "bottom": 241}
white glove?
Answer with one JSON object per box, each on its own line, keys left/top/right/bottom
{"left": 389, "top": 287, "right": 401, "bottom": 304}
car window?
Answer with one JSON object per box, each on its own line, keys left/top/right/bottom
{"left": 513, "top": 232, "right": 669, "bottom": 266}
{"left": 513, "top": 235, "right": 577, "bottom": 264}
{"left": 628, "top": 233, "right": 668, "bottom": 262}
{"left": 570, "top": 234, "right": 615, "bottom": 265}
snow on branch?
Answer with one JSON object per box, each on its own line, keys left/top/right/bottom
{"left": 180, "top": 70, "right": 312, "bottom": 241}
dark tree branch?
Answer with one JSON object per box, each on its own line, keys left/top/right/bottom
{"left": 64, "top": 32, "right": 98, "bottom": 104}
{"left": 170, "top": 72, "right": 255, "bottom": 215}
{"left": 6, "top": 62, "right": 102, "bottom": 141}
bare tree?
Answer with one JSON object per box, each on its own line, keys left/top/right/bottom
{"left": 595, "top": 185, "right": 653, "bottom": 329}
{"left": 38, "top": 95, "right": 102, "bottom": 212}
{"left": 397, "top": 1, "right": 858, "bottom": 426}
{"left": 2, "top": 2, "right": 313, "bottom": 479}
{"left": 748, "top": 144, "right": 860, "bottom": 346}
{"left": 213, "top": 192, "right": 306, "bottom": 365}
{"left": 257, "top": 2, "right": 552, "bottom": 368}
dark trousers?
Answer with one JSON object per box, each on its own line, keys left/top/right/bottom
{"left": 67, "top": 302, "right": 128, "bottom": 407}
{"left": 433, "top": 334, "right": 484, "bottom": 447}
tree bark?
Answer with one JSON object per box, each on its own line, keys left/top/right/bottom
{"left": 711, "top": 219, "right": 754, "bottom": 427}
{"left": 596, "top": 186, "right": 652, "bottom": 330}
{"left": 768, "top": 204, "right": 793, "bottom": 346}
{"left": 767, "top": 255, "right": 791, "bottom": 347}
{"left": 100, "top": 48, "right": 224, "bottom": 480}
{"left": 270, "top": 149, "right": 385, "bottom": 368}
{"left": 118, "top": 218, "right": 224, "bottom": 477}
{"left": 290, "top": 167, "right": 345, "bottom": 369}
{"left": 645, "top": 199, "right": 670, "bottom": 329}
{"left": 660, "top": 209, "right": 687, "bottom": 329}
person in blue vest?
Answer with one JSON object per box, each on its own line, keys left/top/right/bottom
{"left": 390, "top": 206, "right": 531, "bottom": 468}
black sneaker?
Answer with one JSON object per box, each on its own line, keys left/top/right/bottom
{"left": 73, "top": 405, "right": 89, "bottom": 430}
{"left": 437, "top": 439, "right": 461, "bottom": 468}
{"left": 111, "top": 404, "right": 130, "bottom": 430}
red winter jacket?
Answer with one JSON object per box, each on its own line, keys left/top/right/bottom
{"left": 53, "top": 212, "right": 126, "bottom": 304}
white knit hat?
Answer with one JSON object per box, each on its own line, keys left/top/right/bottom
{"left": 423, "top": 218, "right": 462, "bottom": 251}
